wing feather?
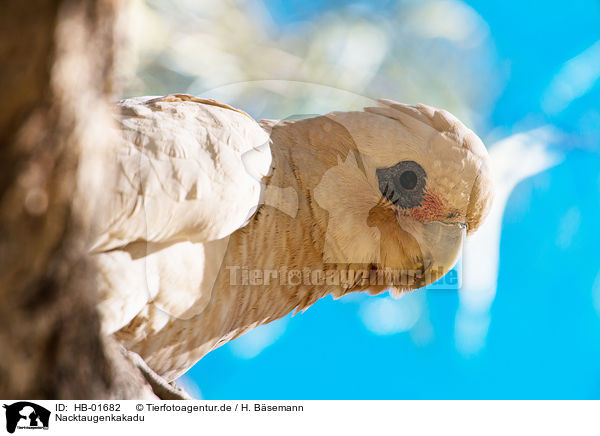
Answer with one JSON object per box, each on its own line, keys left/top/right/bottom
{"left": 93, "top": 95, "right": 270, "bottom": 335}
{"left": 91, "top": 94, "right": 271, "bottom": 252}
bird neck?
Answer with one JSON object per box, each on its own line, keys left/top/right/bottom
{"left": 206, "top": 116, "right": 374, "bottom": 346}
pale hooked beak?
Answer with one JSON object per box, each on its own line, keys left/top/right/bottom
{"left": 412, "top": 221, "right": 466, "bottom": 288}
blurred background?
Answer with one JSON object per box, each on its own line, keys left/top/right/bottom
{"left": 119, "top": 0, "right": 600, "bottom": 398}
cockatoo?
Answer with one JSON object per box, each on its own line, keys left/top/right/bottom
{"left": 92, "top": 94, "right": 494, "bottom": 387}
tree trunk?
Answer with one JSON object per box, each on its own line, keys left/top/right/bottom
{"left": 0, "top": 0, "right": 155, "bottom": 399}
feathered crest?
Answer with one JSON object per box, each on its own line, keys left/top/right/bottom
{"left": 364, "top": 99, "right": 487, "bottom": 160}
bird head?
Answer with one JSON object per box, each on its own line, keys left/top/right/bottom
{"left": 309, "top": 99, "right": 494, "bottom": 292}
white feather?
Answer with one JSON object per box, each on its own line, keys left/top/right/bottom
{"left": 93, "top": 95, "right": 271, "bottom": 335}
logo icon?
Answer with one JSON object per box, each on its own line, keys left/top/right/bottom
{"left": 2, "top": 402, "right": 50, "bottom": 434}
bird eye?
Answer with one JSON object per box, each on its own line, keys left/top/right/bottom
{"left": 376, "top": 160, "right": 426, "bottom": 209}
{"left": 399, "top": 170, "right": 417, "bottom": 190}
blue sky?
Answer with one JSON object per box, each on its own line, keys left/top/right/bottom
{"left": 186, "top": 0, "right": 600, "bottom": 399}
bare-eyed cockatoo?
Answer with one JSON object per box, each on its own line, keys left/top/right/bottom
{"left": 92, "top": 94, "right": 494, "bottom": 393}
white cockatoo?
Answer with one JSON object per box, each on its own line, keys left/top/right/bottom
{"left": 92, "top": 94, "right": 494, "bottom": 386}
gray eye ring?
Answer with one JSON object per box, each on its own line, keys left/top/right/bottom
{"left": 376, "top": 160, "right": 427, "bottom": 209}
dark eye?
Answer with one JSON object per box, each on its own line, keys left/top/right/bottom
{"left": 376, "top": 160, "right": 426, "bottom": 209}
{"left": 399, "top": 170, "right": 417, "bottom": 190}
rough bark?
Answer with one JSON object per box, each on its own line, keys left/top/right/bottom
{"left": 0, "top": 0, "right": 155, "bottom": 399}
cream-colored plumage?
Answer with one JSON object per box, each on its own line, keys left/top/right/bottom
{"left": 93, "top": 94, "right": 271, "bottom": 252}
{"left": 94, "top": 94, "right": 494, "bottom": 381}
